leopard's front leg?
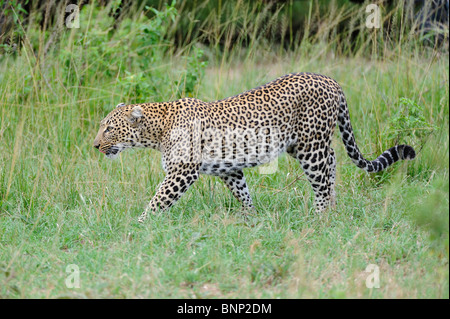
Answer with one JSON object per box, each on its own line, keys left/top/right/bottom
{"left": 138, "top": 163, "right": 200, "bottom": 223}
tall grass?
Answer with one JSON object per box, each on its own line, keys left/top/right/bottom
{"left": 0, "top": 1, "right": 448, "bottom": 298}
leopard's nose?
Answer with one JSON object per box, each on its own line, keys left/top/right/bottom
{"left": 94, "top": 143, "right": 100, "bottom": 150}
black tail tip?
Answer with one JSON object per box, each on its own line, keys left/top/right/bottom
{"left": 400, "top": 145, "right": 416, "bottom": 160}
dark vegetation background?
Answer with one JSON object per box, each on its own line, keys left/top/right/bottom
{"left": 1, "top": 0, "right": 449, "bottom": 53}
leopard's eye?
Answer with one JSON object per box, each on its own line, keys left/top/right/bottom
{"left": 104, "top": 126, "right": 113, "bottom": 133}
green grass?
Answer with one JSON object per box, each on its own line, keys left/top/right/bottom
{"left": 0, "top": 2, "right": 448, "bottom": 298}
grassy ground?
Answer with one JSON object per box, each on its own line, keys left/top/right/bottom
{"left": 0, "top": 3, "right": 448, "bottom": 298}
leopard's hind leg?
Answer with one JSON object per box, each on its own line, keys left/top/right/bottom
{"left": 219, "top": 170, "right": 255, "bottom": 210}
{"left": 328, "top": 147, "right": 336, "bottom": 209}
{"left": 287, "top": 144, "right": 333, "bottom": 213}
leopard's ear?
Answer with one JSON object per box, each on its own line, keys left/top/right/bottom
{"left": 127, "top": 105, "right": 143, "bottom": 125}
{"left": 130, "top": 105, "right": 143, "bottom": 119}
{"left": 116, "top": 103, "right": 126, "bottom": 108}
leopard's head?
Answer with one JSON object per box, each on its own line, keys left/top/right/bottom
{"left": 93, "top": 103, "right": 144, "bottom": 159}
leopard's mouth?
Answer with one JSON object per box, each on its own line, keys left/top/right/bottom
{"left": 105, "top": 146, "right": 121, "bottom": 159}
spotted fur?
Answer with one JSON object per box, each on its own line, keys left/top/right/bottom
{"left": 93, "top": 73, "right": 415, "bottom": 222}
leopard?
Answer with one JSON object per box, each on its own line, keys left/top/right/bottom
{"left": 93, "top": 72, "right": 416, "bottom": 223}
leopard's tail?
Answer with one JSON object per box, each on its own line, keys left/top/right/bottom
{"left": 337, "top": 92, "right": 415, "bottom": 173}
